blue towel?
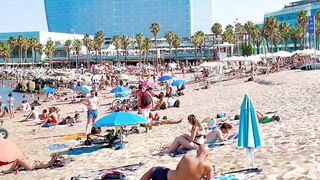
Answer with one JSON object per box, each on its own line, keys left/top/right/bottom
{"left": 67, "top": 146, "right": 104, "bottom": 155}
{"left": 169, "top": 149, "right": 189, "bottom": 157}
{"left": 48, "top": 144, "right": 68, "bottom": 150}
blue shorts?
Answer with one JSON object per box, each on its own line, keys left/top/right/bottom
{"left": 151, "top": 167, "right": 170, "bottom": 180}
{"left": 87, "top": 109, "right": 98, "bottom": 119}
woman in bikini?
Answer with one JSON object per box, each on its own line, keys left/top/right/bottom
{"left": 164, "top": 114, "right": 205, "bottom": 153}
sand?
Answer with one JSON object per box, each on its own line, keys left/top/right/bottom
{"left": 1, "top": 70, "right": 320, "bottom": 180}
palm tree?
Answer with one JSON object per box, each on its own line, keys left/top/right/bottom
{"left": 64, "top": 40, "right": 73, "bottom": 68}
{"left": 29, "top": 38, "right": 39, "bottom": 65}
{"left": 141, "top": 38, "right": 152, "bottom": 64}
{"left": 272, "top": 30, "right": 282, "bottom": 52}
{"left": 255, "top": 37, "right": 263, "bottom": 54}
{"left": 165, "top": 31, "right": 175, "bottom": 63}
{"left": 121, "top": 35, "right": 132, "bottom": 66}
{"left": 263, "top": 16, "right": 279, "bottom": 52}
{"left": 244, "top": 21, "right": 254, "bottom": 44}
{"left": 172, "top": 34, "right": 181, "bottom": 60}
{"left": 94, "top": 30, "right": 105, "bottom": 64}
{"left": 297, "top": 10, "right": 308, "bottom": 49}
{"left": 8, "top": 36, "right": 17, "bottom": 63}
{"left": 45, "top": 38, "right": 55, "bottom": 69}
{"left": 73, "top": 39, "right": 82, "bottom": 71}
{"left": 93, "top": 41, "right": 100, "bottom": 63}
{"left": 316, "top": 11, "right": 320, "bottom": 49}
{"left": 35, "top": 43, "right": 44, "bottom": 62}
{"left": 211, "top": 22, "right": 222, "bottom": 58}
{"left": 22, "top": 37, "right": 30, "bottom": 63}
{"left": 279, "top": 22, "right": 291, "bottom": 51}
{"left": 0, "top": 41, "right": 11, "bottom": 68}
{"left": 135, "top": 33, "right": 144, "bottom": 62}
{"left": 223, "top": 25, "right": 235, "bottom": 44}
{"left": 17, "top": 35, "right": 24, "bottom": 63}
{"left": 235, "top": 23, "right": 245, "bottom": 54}
{"left": 150, "top": 23, "right": 161, "bottom": 66}
{"left": 251, "top": 25, "right": 261, "bottom": 54}
{"left": 82, "top": 34, "right": 92, "bottom": 68}
{"left": 112, "top": 35, "right": 122, "bottom": 63}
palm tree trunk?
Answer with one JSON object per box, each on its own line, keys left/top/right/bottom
{"left": 169, "top": 46, "right": 172, "bottom": 63}
{"left": 175, "top": 48, "right": 178, "bottom": 60}
{"left": 285, "top": 40, "right": 288, "bottom": 51}
{"left": 20, "top": 46, "right": 22, "bottom": 64}
{"left": 32, "top": 47, "right": 35, "bottom": 66}
{"left": 155, "top": 36, "right": 158, "bottom": 66}
{"left": 99, "top": 48, "right": 102, "bottom": 65}
{"left": 117, "top": 49, "right": 119, "bottom": 64}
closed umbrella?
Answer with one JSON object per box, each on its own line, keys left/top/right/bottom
{"left": 171, "top": 80, "right": 187, "bottom": 87}
{"left": 74, "top": 85, "right": 92, "bottom": 93}
{"left": 159, "top": 75, "right": 173, "bottom": 82}
{"left": 42, "top": 87, "right": 57, "bottom": 94}
{"left": 110, "top": 86, "right": 131, "bottom": 94}
{"left": 238, "top": 94, "right": 264, "bottom": 167}
{"left": 0, "top": 138, "right": 25, "bottom": 166}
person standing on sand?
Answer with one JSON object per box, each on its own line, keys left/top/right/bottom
{"left": 8, "top": 93, "right": 14, "bottom": 119}
{"left": 82, "top": 90, "right": 100, "bottom": 135}
{"left": 141, "top": 144, "right": 214, "bottom": 180}
{"left": 0, "top": 95, "right": 2, "bottom": 112}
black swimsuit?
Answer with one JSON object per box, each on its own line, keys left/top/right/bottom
{"left": 152, "top": 166, "right": 170, "bottom": 180}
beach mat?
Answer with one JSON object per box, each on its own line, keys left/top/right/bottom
{"left": 212, "top": 168, "right": 262, "bottom": 180}
{"left": 67, "top": 146, "right": 104, "bottom": 156}
{"left": 62, "top": 134, "right": 93, "bottom": 141}
{"left": 71, "top": 162, "right": 144, "bottom": 180}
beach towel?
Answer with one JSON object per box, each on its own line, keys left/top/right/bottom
{"left": 212, "top": 168, "right": 262, "bottom": 180}
{"left": 48, "top": 144, "right": 68, "bottom": 151}
{"left": 71, "top": 162, "right": 144, "bottom": 180}
{"left": 206, "top": 133, "right": 238, "bottom": 148}
{"left": 169, "top": 149, "right": 190, "bottom": 157}
{"left": 62, "top": 134, "right": 93, "bottom": 141}
{"left": 67, "top": 146, "right": 104, "bottom": 156}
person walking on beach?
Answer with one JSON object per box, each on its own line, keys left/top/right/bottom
{"left": 138, "top": 84, "right": 153, "bottom": 132}
{"left": 141, "top": 144, "right": 214, "bottom": 180}
{"left": 8, "top": 93, "right": 14, "bottom": 119}
{"left": 82, "top": 90, "right": 100, "bottom": 135}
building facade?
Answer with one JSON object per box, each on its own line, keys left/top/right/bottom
{"left": 264, "top": 0, "right": 320, "bottom": 26}
{"left": 44, "top": 0, "right": 214, "bottom": 38}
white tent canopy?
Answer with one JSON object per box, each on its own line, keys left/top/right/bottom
{"left": 272, "top": 51, "right": 292, "bottom": 58}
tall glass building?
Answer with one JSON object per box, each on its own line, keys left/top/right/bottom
{"left": 264, "top": 0, "right": 320, "bottom": 26}
{"left": 44, "top": 0, "right": 214, "bottom": 38}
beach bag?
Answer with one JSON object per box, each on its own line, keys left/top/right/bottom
{"left": 173, "top": 100, "right": 180, "bottom": 108}
{"left": 216, "top": 113, "right": 226, "bottom": 119}
{"left": 141, "top": 92, "right": 152, "bottom": 106}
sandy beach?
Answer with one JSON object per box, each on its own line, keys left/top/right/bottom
{"left": 1, "top": 69, "right": 320, "bottom": 180}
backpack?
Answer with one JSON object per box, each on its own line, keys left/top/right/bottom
{"left": 173, "top": 100, "right": 180, "bottom": 108}
{"left": 141, "top": 92, "right": 152, "bottom": 106}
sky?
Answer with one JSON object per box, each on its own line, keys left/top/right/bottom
{"left": 0, "top": 0, "right": 297, "bottom": 33}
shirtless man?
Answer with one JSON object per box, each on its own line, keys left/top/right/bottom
{"left": 141, "top": 144, "right": 214, "bottom": 180}
{"left": 205, "top": 123, "right": 233, "bottom": 143}
{"left": 23, "top": 106, "right": 40, "bottom": 123}
{"left": 82, "top": 90, "right": 100, "bottom": 135}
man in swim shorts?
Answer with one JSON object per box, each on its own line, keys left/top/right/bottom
{"left": 141, "top": 144, "right": 214, "bottom": 180}
{"left": 82, "top": 90, "right": 100, "bottom": 135}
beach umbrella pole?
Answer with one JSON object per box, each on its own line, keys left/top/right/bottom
{"left": 248, "top": 147, "right": 255, "bottom": 168}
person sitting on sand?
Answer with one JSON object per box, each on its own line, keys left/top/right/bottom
{"left": 141, "top": 144, "right": 214, "bottom": 180}
{"left": 162, "top": 115, "right": 205, "bottom": 154}
{"left": 152, "top": 92, "right": 167, "bottom": 110}
{"left": 23, "top": 106, "right": 40, "bottom": 123}
{"left": 16, "top": 100, "right": 31, "bottom": 112}
{"left": 39, "top": 109, "right": 48, "bottom": 121}
{"left": 0, "top": 107, "right": 9, "bottom": 118}
{"left": 41, "top": 107, "right": 58, "bottom": 127}
{"left": 165, "top": 82, "right": 173, "bottom": 97}
{"left": 205, "top": 123, "right": 233, "bottom": 143}
{"left": 256, "top": 110, "right": 280, "bottom": 124}
{"left": 2, "top": 154, "right": 60, "bottom": 173}
{"left": 149, "top": 112, "right": 182, "bottom": 126}
{"left": 58, "top": 113, "right": 81, "bottom": 125}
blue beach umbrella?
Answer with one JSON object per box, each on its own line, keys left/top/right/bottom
{"left": 42, "top": 87, "right": 57, "bottom": 94}
{"left": 238, "top": 94, "right": 264, "bottom": 167}
{"left": 159, "top": 75, "right": 173, "bottom": 82}
{"left": 110, "top": 86, "right": 131, "bottom": 94}
{"left": 74, "top": 85, "right": 92, "bottom": 93}
{"left": 171, "top": 80, "right": 187, "bottom": 87}
{"left": 94, "top": 112, "right": 148, "bottom": 127}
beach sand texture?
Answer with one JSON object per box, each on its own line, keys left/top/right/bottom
{"left": 1, "top": 70, "right": 320, "bottom": 180}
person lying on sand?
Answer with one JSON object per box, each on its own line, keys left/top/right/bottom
{"left": 205, "top": 123, "right": 233, "bottom": 143}
{"left": 1, "top": 154, "right": 60, "bottom": 174}
{"left": 149, "top": 112, "right": 182, "bottom": 126}
{"left": 256, "top": 110, "right": 280, "bottom": 124}
{"left": 141, "top": 144, "right": 214, "bottom": 180}
{"left": 58, "top": 113, "right": 81, "bottom": 125}
{"left": 162, "top": 115, "right": 205, "bottom": 154}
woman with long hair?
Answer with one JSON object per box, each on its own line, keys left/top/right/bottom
{"left": 164, "top": 114, "right": 205, "bottom": 153}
